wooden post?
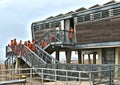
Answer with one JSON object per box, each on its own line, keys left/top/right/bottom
{"left": 78, "top": 51, "right": 82, "bottom": 64}
{"left": 56, "top": 50, "right": 60, "bottom": 61}
{"left": 83, "top": 54, "right": 85, "bottom": 64}
{"left": 93, "top": 52, "right": 96, "bottom": 64}
{"left": 65, "top": 50, "right": 71, "bottom": 63}
{"left": 88, "top": 54, "right": 91, "bottom": 64}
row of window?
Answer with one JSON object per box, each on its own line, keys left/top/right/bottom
{"left": 77, "top": 10, "right": 109, "bottom": 22}
{"left": 33, "top": 21, "right": 60, "bottom": 32}
{"left": 33, "top": 7, "right": 120, "bottom": 32}
{"left": 77, "top": 8, "right": 120, "bottom": 22}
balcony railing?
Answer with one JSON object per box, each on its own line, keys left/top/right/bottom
{"left": 36, "top": 30, "right": 75, "bottom": 49}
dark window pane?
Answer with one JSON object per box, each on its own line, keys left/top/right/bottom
{"left": 46, "top": 23, "right": 49, "bottom": 29}
{"left": 34, "top": 25, "right": 39, "bottom": 32}
{"left": 41, "top": 24, "right": 44, "bottom": 30}
{"left": 77, "top": 15, "right": 84, "bottom": 22}
{"left": 102, "top": 10, "right": 109, "bottom": 18}
{"left": 113, "top": 8, "right": 120, "bottom": 16}
{"left": 84, "top": 14, "right": 90, "bottom": 21}
{"left": 94, "top": 12, "right": 101, "bottom": 20}
{"left": 51, "top": 22, "right": 56, "bottom": 28}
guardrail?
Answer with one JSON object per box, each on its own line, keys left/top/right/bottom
{"left": 45, "top": 64, "right": 120, "bottom": 77}
{"left": 35, "top": 45, "right": 60, "bottom": 64}
{"left": 37, "top": 30, "right": 75, "bottom": 47}
{"left": 5, "top": 45, "right": 47, "bottom": 68}
{"left": 0, "top": 68, "right": 114, "bottom": 85}
{"left": 5, "top": 42, "right": 60, "bottom": 66}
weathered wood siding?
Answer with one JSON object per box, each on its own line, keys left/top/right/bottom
{"left": 34, "top": 28, "right": 55, "bottom": 41}
{"left": 76, "top": 17, "right": 120, "bottom": 44}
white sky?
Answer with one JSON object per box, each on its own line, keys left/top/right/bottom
{"left": 0, "top": 0, "right": 119, "bottom": 63}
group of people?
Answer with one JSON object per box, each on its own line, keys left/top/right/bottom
{"left": 7, "top": 26, "right": 74, "bottom": 55}
{"left": 23, "top": 39, "right": 36, "bottom": 52}
{"left": 8, "top": 38, "right": 36, "bottom": 55}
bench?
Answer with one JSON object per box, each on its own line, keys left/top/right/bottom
{"left": 0, "top": 79, "right": 26, "bottom": 85}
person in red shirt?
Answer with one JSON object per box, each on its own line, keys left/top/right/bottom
{"left": 13, "top": 38, "right": 17, "bottom": 45}
{"left": 13, "top": 38, "right": 17, "bottom": 54}
{"left": 27, "top": 40, "right": 31, "bottom": 49}
{"left": 69, "top": 27, "right": 74, "bottom": 42}
{"left": 18, "top": 40, "right": 22, "bottom": 55}
{"left": 10, "top": 40, "right": 14, "bottom": 46}
{"left": 31, "top": 39, "right": 35, "bottom": 52}
{"left": 18, "top": 40, "right": 22, "bottom": 45}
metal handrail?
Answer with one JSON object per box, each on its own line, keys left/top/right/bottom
{"left": 35, "top": 45, "right": 60, "bottom": 64}
{"left": 37, "top": 30, "right": 75, "bottom": 47}
{"left": 34, "top": 30, "right": 75, "bottom": 65}
{"left": 0, "top": 67, "right": 114, "bottom": 85}
{"left": 5, "top": 45, "right": 47, "bottom": 67}
{"left": 21, "top": 45, "right": 47, "bottom": 65}
{"left": 5, "top": 45, "right": 120, "bottom": 76}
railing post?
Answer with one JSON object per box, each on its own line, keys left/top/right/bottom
{"left": 109, "top": 69, "right": 113, "bottom": 85}
{"left": 66, "top": 70, "right": 68, "bottom": 85}
{"left": 48, "top": 32, "right": 51, "bottom": 44}
{"left": 30, "top": 68, "right": 32, "bottom": 85}
{"left": 60, "top": 30, "right": 63, "bottom": 43}
{"left": 89, "top": 72, "right": 94, "bottom": 85}
{"left": 89, "top": 72, "right": 91, "bottom": 85}
{"left": 41, "top": 68, "right": 44, "bottom": 84}
{"left": 92, "top": 72, "right": 94, "bottom": 85}
{"left": 72, "top": 32, "right": 75, "bottom": 45}
{"left": 79, "top": 71, "right": 81, "bottom": 85}
{"left": 55, "top": 69, "right": 57, "bottom": 85}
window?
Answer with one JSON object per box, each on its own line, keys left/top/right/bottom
{"left": 33, "top": 25, "right": 39, "bottom": 32}
{"left": 51, "top": 22, "right": 56, "bottom": 28}
{"left": 94, "top": 12, "right": 101, "bottom": 20}
{"left": 84, "top": 14, "right": 90, "bottom": 21}
{"left": 113, "top": 8, "right": 120, "bottom": 16}
{"left": 77, "top": 15, "right": 84, "bottom": 22}
{"left": 56, "top": 21, "right": 61, "bottom": 27}
{"left": 39, "top": 24, "right": 42, "bottom": 30}
{"left": 41, "top": 24, "right": 44, "bottom": 30}
{"left": 46, "top": 23, "right": 49, "bottom": 29}
{"left": 102, "top": 10, "right": 109, "bottom": 18}
{"left": 43, "top": 24, "right": 46, "bottom": 29}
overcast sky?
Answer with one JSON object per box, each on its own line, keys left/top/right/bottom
{"left": 0, "top": 0, "right": 119, "bottom": 63}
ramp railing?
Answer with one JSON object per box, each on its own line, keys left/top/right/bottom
{"left": 35, "top": 45, "right": 60, "bottom": 64}
{"left": 0, "top": 68, "right": 114, "bottom": 85}
{"left": 5, "top": 45, "right": 47, "bottom": 68}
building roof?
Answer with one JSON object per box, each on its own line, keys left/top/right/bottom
{"left": 65, "top": 11, "right": 75, "bottom": 15}
{"left": 32, "top": 0, "right": 119, "bottom": 24}
{"left": 46, "top": 16, "right": 54, "bottom": 20}
{"left": 75, "top": 7, "right": 87, "bottom": 12}
{"left": 89, "top": 4, "right": 101, "bottom": 9}
{"left": 103, "top": 0, "right": 116, "bottom": 5}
